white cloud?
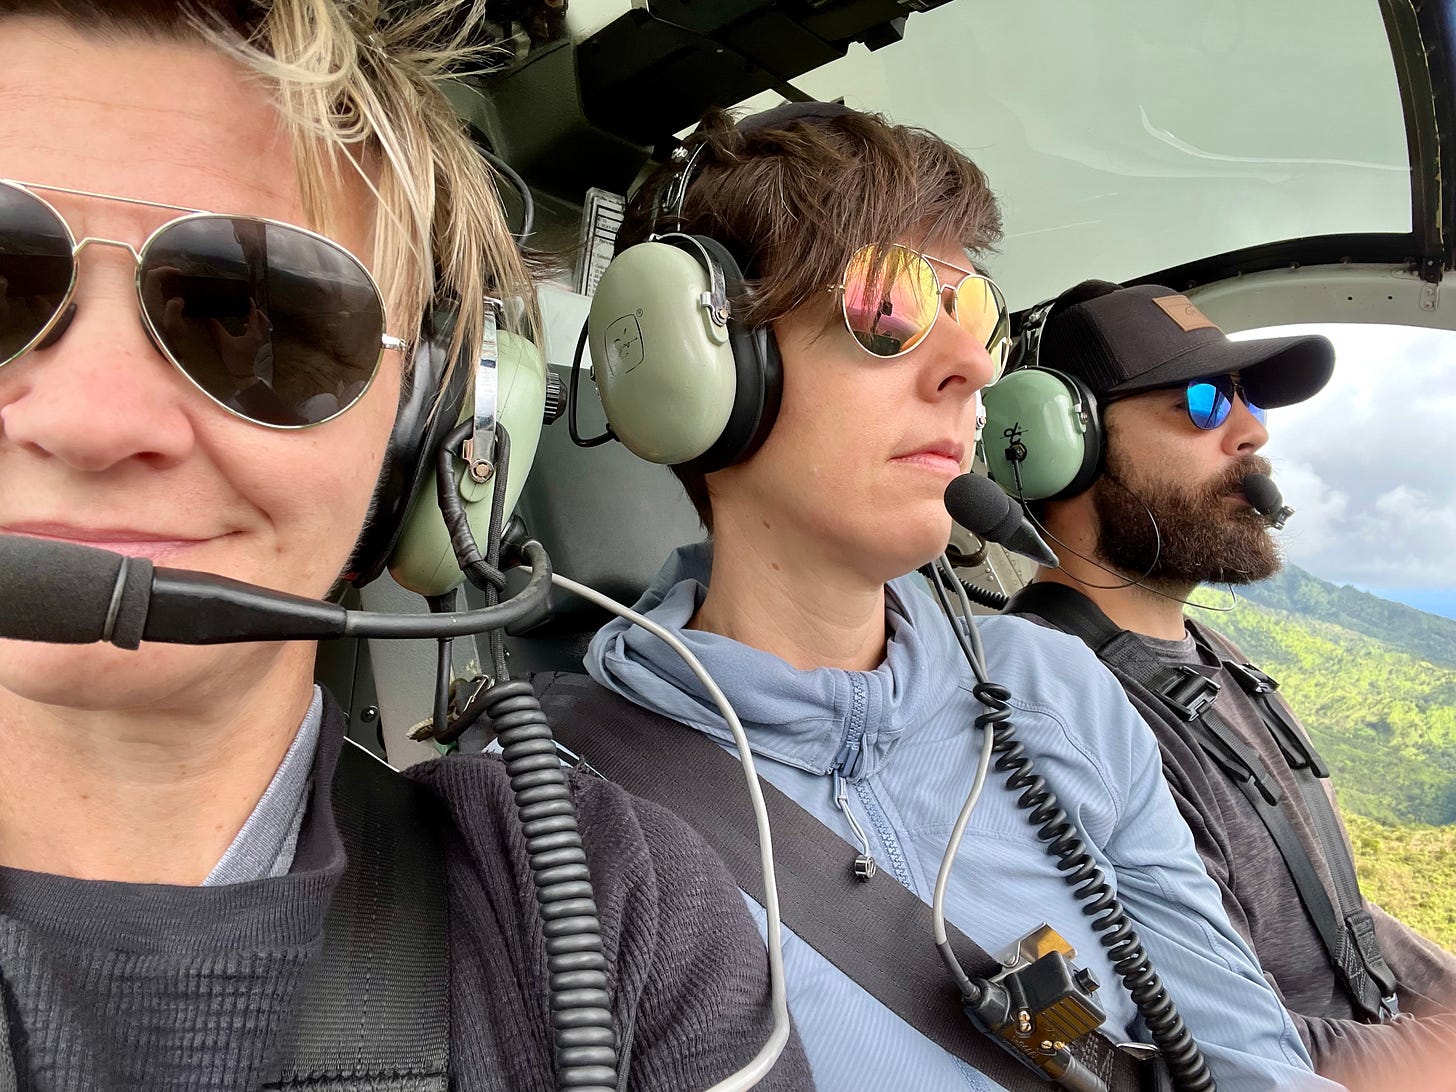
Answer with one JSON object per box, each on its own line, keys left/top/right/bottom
{"left": 1268, "top": 460, "right": 1348, "bottom": 562}
{"left": 1236, "top": 324, "right": 1456, "bottom": 588}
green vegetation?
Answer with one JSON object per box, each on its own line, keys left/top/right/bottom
{"left": 1191, "top": 581, "right": 1456, "bottom": 827}
{"left": 1344, "top": 814, "right": 1456, "bottom": 953}
{"left": 1188, "top": 566, "right": 1456, "bottom": 953}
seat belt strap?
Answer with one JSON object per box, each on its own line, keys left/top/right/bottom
{"left": 267, "top": 740, "right": 450, "bottom": 1091}
{"left": 1182, "top": 710, "right": 1369, "bottom": 1009}
{"left": 1209, "top": 648, "right": 1399, "bottom": 1019}
{"left": 1008, "top": 584, "right": 1397, "bottom": 1022}
{"left": 535, "top": 671, "right": 1156, "bottom": 1092}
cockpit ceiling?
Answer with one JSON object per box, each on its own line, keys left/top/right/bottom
{"left": 730, "top": 0, "right": 1414, "bottom": 309}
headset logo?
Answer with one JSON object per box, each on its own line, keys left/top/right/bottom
{"left": 604, "top": 313, "right": 645, "bottom": 378}
{"left": 1003, "top": 422, "right": 1028, "bottom": 464}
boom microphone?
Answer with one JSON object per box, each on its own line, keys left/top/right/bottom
{"left": 944, "top": 474, "right": 1059, "bottom": 568}
{"left": 0, "top": 534, "right": 550, "bottom": 649}
{"left": 1242, "top": 473, "right": 1294, "bottom": 530}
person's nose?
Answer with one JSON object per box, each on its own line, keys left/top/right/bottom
{"left": 1222, "top": 392, "right": 1269, "bottom": 456}
{"left": 917, "top": 303, "right": 996, "bottom": 405}
{"left": 0, "top": 251, "right": 197, "bottom": 473}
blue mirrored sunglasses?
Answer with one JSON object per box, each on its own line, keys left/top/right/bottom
{"left": 1185, "top": 375, "right": 1266, "bottom": 430}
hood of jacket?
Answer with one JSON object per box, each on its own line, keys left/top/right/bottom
{"left": 584, "top": 541, "right": 970, "bottom": 778}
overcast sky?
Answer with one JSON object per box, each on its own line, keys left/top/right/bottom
{"left": 1235, "top": 323, "right": 1456, "bottom": 612}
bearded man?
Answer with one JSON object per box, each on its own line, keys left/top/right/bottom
{"left": 993, "top": 279, "right": 1456, "bottom": 1089}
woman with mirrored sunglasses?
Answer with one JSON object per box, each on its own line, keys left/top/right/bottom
{"left": 0, "top": 5, "right": 813, "bottom": 1091}
{"left": 560, "top": 104, "right": 1337, "bottom": 1091}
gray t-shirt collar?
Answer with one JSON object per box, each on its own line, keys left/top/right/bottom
{"left": 204, "top": 686, "right": 324, "bottom": 886}
{"left": 1134, "top": 627, "right": 1199, "bottom": 662}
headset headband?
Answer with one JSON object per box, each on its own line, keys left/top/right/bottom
{"left": 1007, "top": 298, "right": 1056, "bottom": 375}
{"left": 653, "top": 101, "right": 858, "bottom": 239}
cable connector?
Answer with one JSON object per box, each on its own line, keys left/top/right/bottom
{"left": 962, "top": 944, "right": 1108, "bottom": 1092}
{"left": 960, "top": 926, "right": 1106, "bottom": 1092}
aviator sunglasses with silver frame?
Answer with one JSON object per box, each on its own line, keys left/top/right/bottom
{"left": 0, "top": 179, "right": 407, "bottom": 429}
{"left": 833, "top": 242, "right": 1010, "bottom": 379}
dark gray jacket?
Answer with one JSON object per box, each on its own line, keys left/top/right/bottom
{"left": 0, "top": 696, "right": 813, "bottom": 1091}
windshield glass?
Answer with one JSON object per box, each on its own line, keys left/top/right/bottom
{"left": 743, "top": 0, "right": 1410, "bottom": 305}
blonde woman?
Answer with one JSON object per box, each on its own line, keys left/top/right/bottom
{"left": 0, "top": 3, "right": 809, "bottom": 1088}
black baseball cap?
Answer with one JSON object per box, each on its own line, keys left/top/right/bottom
{"left": 1035, "top": 280, "right": 1335, "bottom": 409}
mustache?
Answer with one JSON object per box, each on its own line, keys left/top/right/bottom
{"left": 1210, "top": 456, "right": 1274, "bottom": 500}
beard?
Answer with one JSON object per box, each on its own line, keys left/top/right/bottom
{"left": 1091, "top": 446, "right": 1282, "bottom": 589}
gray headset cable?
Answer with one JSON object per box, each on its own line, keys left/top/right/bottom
{"left": 926, "top": 556, "right": 996, "bottom": 962}
{"left": 549, "top": 572, "right": 791, "bottom": 1092}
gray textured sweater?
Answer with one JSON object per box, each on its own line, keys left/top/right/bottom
{"left": 0, "top": 696, "right": 813, "bottom": 1091}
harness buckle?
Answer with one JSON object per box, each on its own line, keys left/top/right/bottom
{"left": 1159, "top": 665, "right": 1221, "bottom": 722}
{"left": 1226, "top": 660, "right": 1279, "bottom": 695}
{"left": 1346, "top": 909, "right": 1401, "bottom": 1022}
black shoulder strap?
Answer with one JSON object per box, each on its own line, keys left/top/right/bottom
{"left": 534, "top": 671, "right": 1152, "bottom": 1092}
{"left": 266, "top": 740, "right": 450, "bottom": 1091}
{"left": 1188, "top": 627, "right": 1399, "bottom": 1021}
{"left": 1008, "top": 583, "right": 1397, "bottom": 1022}
{"left": 1005, "top": 582, "right": 1125, "bottom": 653}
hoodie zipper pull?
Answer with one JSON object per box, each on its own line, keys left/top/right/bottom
{"left": 832, "top": 771, "right": 877, "bottom": 882}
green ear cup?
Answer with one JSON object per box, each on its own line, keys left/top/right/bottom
{"left": 389, "top": 329, "right": 547, "bottom": 596}
{"left": 982, "top": 368, "right": 1102, "bottom": 502}
{"left": 588, "top": 240, "right": 739, "bottom": 465}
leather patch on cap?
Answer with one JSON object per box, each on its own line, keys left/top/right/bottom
{"left": 1153, "top": 294, "right": 1221, "bottom": 333}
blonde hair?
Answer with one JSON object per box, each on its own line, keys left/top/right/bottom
{"left": 3, "top": 0, "right": 535, "bottom": 393}
{"left": 226, "top": 1, "right": 537, "bottom": 384}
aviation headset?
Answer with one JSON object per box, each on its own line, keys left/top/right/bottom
{"left": 980, "top": 297, "right": 1105, "bottom": 503}
{"left": 345, "top": 301, "right": 549, "bottom": 597}
{"left": 584, "top": 103, "right": 857, "bottom": 472}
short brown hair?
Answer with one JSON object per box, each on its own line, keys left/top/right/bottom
{"left": 617, "top": 105, "right": 1002, "bottom": 530}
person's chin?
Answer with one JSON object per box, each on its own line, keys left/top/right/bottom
{"left": 875, "top": 515, "right": 953, "bottom": 581}
{"left": 0, "top": 637, "right": 294, "bottom": 715}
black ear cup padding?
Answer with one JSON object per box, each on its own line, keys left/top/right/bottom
{"left": 687, "top": 317, "right": 783, "bottom": 474}
{"left": 1048, "top": 367, "right": 1105, "bottom": 501}
{"left": 345, "top": 305, "right": 468, "bottom": 587}
{"left": 673, "top": 234, "right": 783, "bottom": 475}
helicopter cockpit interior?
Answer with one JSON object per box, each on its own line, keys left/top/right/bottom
{"left": 337, "top": 0, "right": 1452, "bottom": 772}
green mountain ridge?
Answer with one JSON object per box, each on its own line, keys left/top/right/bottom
{"left": 1188, "top": 571, "right": 1456, "bottom": 951}
{"left": 1190, "top": 570, "right": 1456, "bottom": 827}
{"left": 1236, "top": 564, "right": 1456, "bottom": 672}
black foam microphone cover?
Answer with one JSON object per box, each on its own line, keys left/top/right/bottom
{"left": 1242, "top": 473, "right": 1283, "bottom": 517}
{"left": 943, "top": 474, "right": 1059, "bottom": 568}
{"left": 0, "top": 535, "right": 152, "bottom": 648}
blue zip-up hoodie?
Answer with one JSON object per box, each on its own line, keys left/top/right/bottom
{"left": 586, "top": 543, "right": 1341, "bottom": 1092}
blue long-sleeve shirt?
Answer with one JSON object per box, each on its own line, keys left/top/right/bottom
{"left": 586, "top": 542, "right": 1341, "bottom": 1091}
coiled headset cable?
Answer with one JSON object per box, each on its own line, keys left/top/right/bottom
{"left": 434, "top": 420, "right": 620, "bottom": 1091}
{"left": 922, "top": 555, "right": 1216, "bottom": 1092}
